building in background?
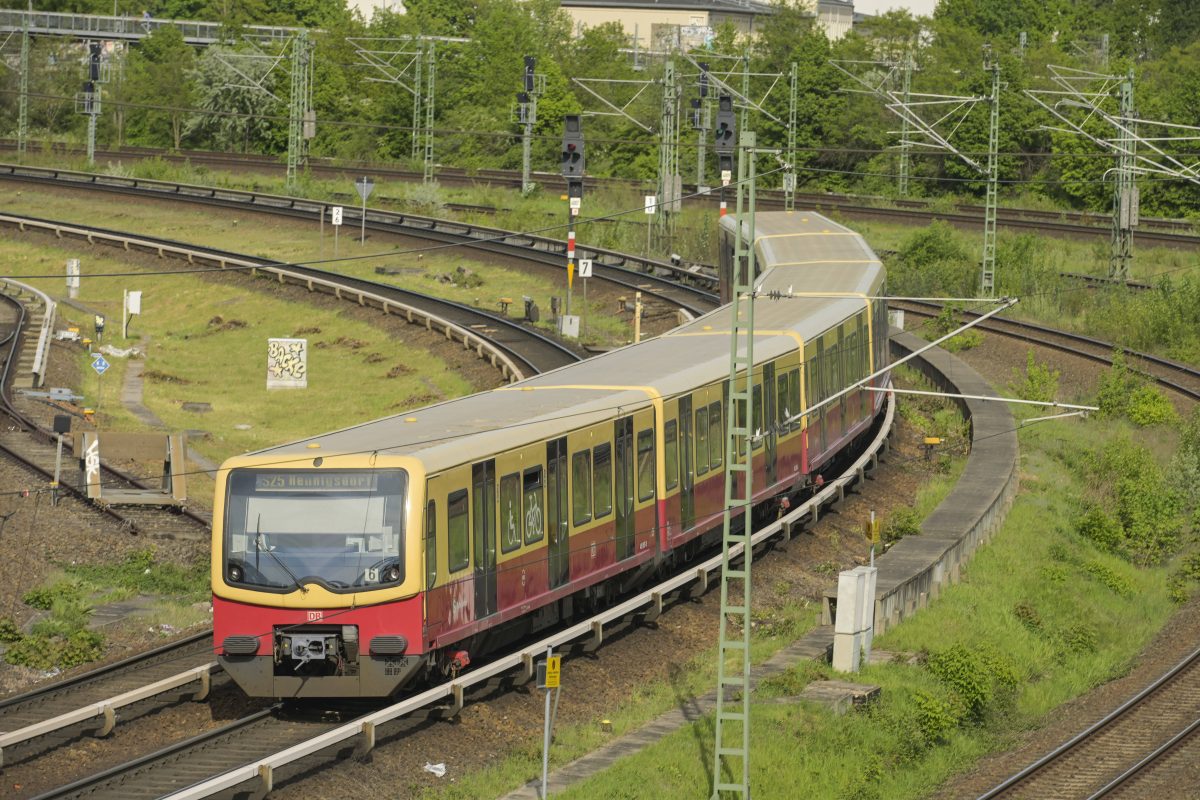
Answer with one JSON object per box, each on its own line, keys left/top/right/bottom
{"left": 349, "top": 0, "right": 856, "bottom": 43}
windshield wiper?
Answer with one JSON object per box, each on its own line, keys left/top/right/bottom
{"left": 255, "top": 516, "right": 307, "bottom": 594}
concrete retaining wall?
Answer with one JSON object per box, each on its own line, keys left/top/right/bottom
{"left": 823, "top": 329, "right": 1020, "bottom": 636}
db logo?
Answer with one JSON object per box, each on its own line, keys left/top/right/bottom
{"left": 306, "top": 610, "right": 324, "bottom": 622}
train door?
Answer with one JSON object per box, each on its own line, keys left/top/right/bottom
{"left": 471, "top": 460, "right": 497, "bottom": 618}
{"left": 546, "top": 439, "right": 569, "bottom": 589}
{"left": 614, "top": 417, "right": 635, "bottom": 560}
{"left": 678, "top": 396, "right": 695, "bottom": 531}
{"left": 762, "top": 362, "right": 777, "bottom": 486}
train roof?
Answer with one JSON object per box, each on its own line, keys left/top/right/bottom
{"left": 245, "top": 211, "right": 883, "bottom": 474}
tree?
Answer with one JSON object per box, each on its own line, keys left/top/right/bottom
{"left": 126, "top": 25, "right": 197, "bottom": 149}
{"left": 186, "top": 43, "right": 280, "bottom": 153}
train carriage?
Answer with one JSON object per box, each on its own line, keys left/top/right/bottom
{"left": 212, "top": 211, "right": 889, "bottom": 698}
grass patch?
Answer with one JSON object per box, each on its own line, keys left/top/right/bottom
{"left": 2, "top": 547, "right": 208, "bottom": 671}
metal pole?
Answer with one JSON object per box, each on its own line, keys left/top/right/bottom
{"left": 423, "top": 43, "right": 436, "bottom": 185}
{"left": 655, "top": 60, "right": 677, "bottom": 252}
{"left": 411, "top": 48, "right": 422, "bottom": 164}
{"left": 286, "top": 30, "right": 310, "bottom": 193}
{"left": 52, "top": 434, "right": 63, "bottom": 505}
{"left": 540, "top": 645, "right": 553, "bottom": 799}
{"left": 360, "top": 195, "right": 366, "bottom": 245}
{"left": 1109, "top": 69, "right": 1135, "bottom": 281}
{"left": 18, "top": 12, "right": 29, "bottom": 158}
{"left": 711, "top": 129, "right": 756, "bottom": 800}
{"left": 980, "top": 50, "right": 1000, "bottom": 297}
{"left": 566, "top": 205, "right": 574, "bottom": 316}
{"left": 786, "top": 62, "right": 796, "bottom": 210}
{"left": 898, "top": 52, "right": 913, "bottom": 197}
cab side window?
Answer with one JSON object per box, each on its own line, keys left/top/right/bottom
{"left": 425, "top": 500, "right": 437, "bottom": 588}
{"left": 664, "top": 420, "right": 679, "bottom": 490}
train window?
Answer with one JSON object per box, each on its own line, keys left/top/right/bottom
{"left": 695, "top": 407, "right": 709, "bottom": 476}
{"left": 523, "top": 467, "right": 544, "bottom": 545}
{"left": 637, "top": 429, "right": 655, "bottom": 502}
{"left": 499, "top": 473, "right": 522, "bottom": 553}
{"left": 664, "top": 420, "right": 679, "bottom": 490}
{"left": 708, "top": 401, "right": 722, "bottom": 468}
{"left": 734, "top": 395, "right": 746, "bottom": 461}
{"left": 593, "top": 443, "right": 613, "bottom": 519}
{"left": 752, "top": 384, "right": 763, "bottom": 450}
{"left": 447, "top": 490, "right": 469, "bottom": 573}
{"left": 572, "top": 450, "right": 592, "bottom": 526}
{"left": 425, "top": 500, "right": 437, "bottom": 588}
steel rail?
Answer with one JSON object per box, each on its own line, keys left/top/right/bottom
{"left": 4, "top": 142, "right": 1195, "bottom": 238}
{"left": 895, "top": 300, "right": 1200, "bottom": 403}
{"left": 29, "top": 707, "right": 279, "bottom": 800}
{"left": 0, "top": 662, "right": 217, "bottom": 767}
{"left": 0, "top": 163, "right": 722, "bottom": 312}
{"left": 0, "top": 631, "right": 212, "bottom": 711}
{"left": 0, "top": 277, "right": 55, "bottom": 387}
{"left": 0, "top": 212, "right": 566, "bottom": 380}
{"left": 976, "top": 645, "right": 1200, "bottom": 799}
{"left": 160, "top": 390, "right": 895, "bottom": 800}
{"left": 1088, "top": 715, "right": 1200, "bottom": 798}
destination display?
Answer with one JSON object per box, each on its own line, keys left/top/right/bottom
{"left": 253, "top": 472, "right": 381, "bottom": 493}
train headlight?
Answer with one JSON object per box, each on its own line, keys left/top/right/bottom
{"left": 228, "top": 563, "right": 244, "bottom": 583}
{"left": 383, "top": 564, "right": 401, "bottom": 583}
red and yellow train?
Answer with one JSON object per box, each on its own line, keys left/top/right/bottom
{"left": 211, "top": 210, "right": 889, "bottom": 697}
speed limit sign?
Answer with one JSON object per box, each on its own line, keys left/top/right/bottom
{"left": 578, "top": 258, "right": 593, "bottom": 279}
{"left": 331, "top": 206, "right": 344, "bottom": 226}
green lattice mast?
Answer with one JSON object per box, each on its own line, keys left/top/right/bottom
{"left": 711, "top": 128, "right": 756, "bottom": 800}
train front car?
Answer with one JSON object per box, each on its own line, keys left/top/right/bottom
{"left": 211, "top": 451, "right": 428, "bottom": 698}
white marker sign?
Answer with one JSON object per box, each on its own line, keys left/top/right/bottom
{"left": 267, "top": 338, "right": 308, "bottom": 389}
{"left": 331, "top": 206, "right": 344, "bottom": 226}
{"left": 578, "top": 258, "right": 593, "bottom": 279}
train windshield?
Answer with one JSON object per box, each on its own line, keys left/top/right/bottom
{"left": 223, "top": 469, "right": 407, "bottom": 592}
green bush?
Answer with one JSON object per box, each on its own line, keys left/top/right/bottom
{"left": 1009, "top": 351, "right": 1060, "bottom": 403}
{"left": 1095, "top": 351, "right": 1174, "bottom": 426}
{"left": 911, "top": 690, "right": 962, "bottom": 747}
{"left": 1055, "top": 624, "right": 1099, "bottom": 658}
{"left": 1080, "top": 440, "right": 1185, "bottom": 564}
{"left": 1076, "top": 505, "right": 1123, "bottom": 551}
{"left": 884, "top": 507, "right": 921, "bottom": 543}
{"left": 6, "top": 628, "right": 104, "bottom": 670}
{"left": 1126, "top": 385, "right": 1177, "bottom": 426}
{"left": 926, "top": 305, "right": 983, "bottom": 352}
{"left": 0, "top": 617, "right": 22, "bottom": 643}
{"left": 925, "top": 645, "right": 1019, "bottom": 723}
{"left": 1167, "top": 554, "right": 1200, "bottom": 604}
{"left": 1083, "top": 561, "right": 1135, "bottom": 596}
{"left": 1013, "top": 601, "right": 1043, "bottom": 633}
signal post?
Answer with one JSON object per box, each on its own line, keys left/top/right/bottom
{"left": 561, "top": 116, "right": 585, "bottom": 327}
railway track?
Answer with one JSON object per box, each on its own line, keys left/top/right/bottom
{"left": 0, "top": 632, "right": 218, "bottom": 770}
{"left": 5, "top": 141, "right": 1197, "bottom": 244}
{"left": 978, "top": 645, "right": 1200, "bottom": 799}
{"left": 0, "top": 281, "right": 212, "bottom": 539}
{"left": 895, "top": 300, "right": 1200, "bottom": 404}
{"left": 0, "top": 163, "right": 722, "bottom": 315}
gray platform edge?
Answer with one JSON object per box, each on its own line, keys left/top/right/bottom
{"left": 822, "top": 328, "right": 1020, "bottom": 635}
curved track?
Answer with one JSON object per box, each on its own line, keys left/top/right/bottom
{"left": 895, "top": 300, "right": 1200, "bottom": 403}
{"left": 5, "top": 142, "right": 1196, "bottom": 245}
{"left": 977, "top": 646, "right": 1200, "bottom": 799}
{"left": 0, "top": 212, "right": 580, "bottom": 379}
{"left": 0, "top": 163, "right": 721, "bottom": 316}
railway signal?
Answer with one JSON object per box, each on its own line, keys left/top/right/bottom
{"left": 714, "top": 95, "right": 736, "bottom": 216}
